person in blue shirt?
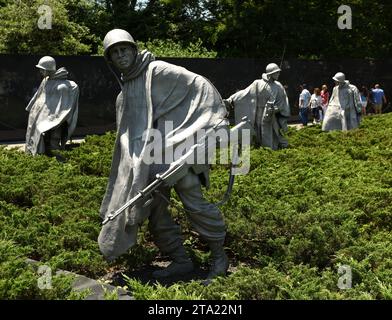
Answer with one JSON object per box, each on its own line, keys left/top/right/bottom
{"left": 371, "top": 84, "right": 387, "bottom": 114}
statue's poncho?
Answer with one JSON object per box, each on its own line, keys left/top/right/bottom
{"left": 98, "top": 51, "right": 228, "bottom": 260}
{"left": 25, "top": 68, "right": 79, "bottom": 155}
{"left": 322, "top": 81, "right": 361, "bottom": 132}
{"left": 226, "top": 74, "right": 290, "bottom": 150}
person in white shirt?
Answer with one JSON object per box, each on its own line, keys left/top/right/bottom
{"left": 298, "top": 84, "right": 311, "bottom": 126}
{"left": 310, "top": 88, "right": 322, "bottom": 124}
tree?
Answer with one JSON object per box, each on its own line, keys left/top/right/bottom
{"left": 1, "top": 0, "right": 391, "bottom": 58}
{"left": 204, "top": 0, "right": 392, "bottom": 59}
{"left": 0, "top": 0, "right": 96, "bottom": 54}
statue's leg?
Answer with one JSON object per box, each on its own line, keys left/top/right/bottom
{"left": 278, "top": 136, "right": 289, "bottom": 149}
{"left": 60, "top": 123, "right": 68, "bottom": 149}
{"left": 49, "top": 127, "right": 62, "bottom": 151}
{"left": 148, "top": 186, "right": 194, "bottom": 278}
{"left": 45, "top": 126, "right": 66, "bottom": 161}
{"left": 42, "top": 128, "right": 60, "bottom": 156}
{"left": 43, "top": 131, "right": 52, "bottom": 156}
{"left": 175, "top": 170, "right": 229, "bottom": 281}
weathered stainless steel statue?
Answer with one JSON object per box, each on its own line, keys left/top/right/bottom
{"left": 225, "top": 63, "right": 291, "bottom": 149}
{"left": 98, "top": 29, "right": 231, "bottom": 281}
{"left": 322, "top": 72, "right": 361, "bottom": 132}
{"left": 25, "top": 56, "right": 79, "bottom": 156}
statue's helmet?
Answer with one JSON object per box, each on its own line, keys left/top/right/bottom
{"left": 332, "top": 72, "right": 346, "bottom": 83}
{"left": 35, "top": 56, "right": 56, "bottom": 72}
{"left": 265, "top": 63, "right": 281, "bottom": 75}
{"left": 103, "top": 29, "right": 137, "bottom": 60}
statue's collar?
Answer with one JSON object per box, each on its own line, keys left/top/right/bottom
{"left": 121, "top": 50, "right": 155, "bottom": 81}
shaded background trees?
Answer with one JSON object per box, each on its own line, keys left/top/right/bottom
{"left": 1, "top": 0, "right": 392, "bottom": 58}
{"left": 0, "top": 0, "right": 93, "bottom": 54}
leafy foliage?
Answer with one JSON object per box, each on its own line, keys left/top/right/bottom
{"left": 102, "top": 0, "right": 392, "bottom": 59}
{"left": 0, "top": 114, "right": 391, "bottom": 299}
{"left": 137, "top": 38, "right": 217, "bottom": 58}
{"left": 0, "top": 0, "right": 96, "bottom": 55}
{"left": 0, "top": 239, "right": 81, "bottom": 299}
{"left": 1, "top": 0, "right": 392, "bottom": 58}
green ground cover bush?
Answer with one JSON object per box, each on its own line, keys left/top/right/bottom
{"left": 0, "top": 114, "right": 391, "bottom": 299}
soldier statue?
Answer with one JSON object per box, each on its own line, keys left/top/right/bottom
{"left": 25, "top": 56, "right": 79, "bottom": 157}
{"left": 225, "top": 63, "right": 291, "bottom": 150}
{"left": 98, "top": 29, "right": 231, "bottom": 282}
{"left": 322, "top": 72, "right": 361, "bottom": 132}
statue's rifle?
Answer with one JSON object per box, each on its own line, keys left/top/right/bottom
{"left": 102, "top": 117, "right": 250, "bottom": 225}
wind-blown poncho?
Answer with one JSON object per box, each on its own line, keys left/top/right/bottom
{"left": 322, "top": 81, "right": 361, "bottom": 132}
{"left": 226, "top": 74, "right": 290, "bottom": 150}
{"left": 25, "top": 68, "right": 79, "bottom": 155}
{"left": 98, "top": 51, "right": 228, "bottom": 260}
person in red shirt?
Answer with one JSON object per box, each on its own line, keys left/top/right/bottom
{"left": 320, "top": 84, "right": 330, "bottom": 122}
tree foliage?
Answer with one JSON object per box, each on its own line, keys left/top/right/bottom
{"left": 93, "top": 0, "right": 392, "bottom": 59}
{"left": 1, "top": 1, "right": 392, "bottom": 58}
{"left": 137, "top": 38, "right": 217, "bottom": 58}
{"left": 0, "top": 0, "right": 97, "bottom": 54}
{"left": 169, "top": 0, "right": 392, "bottom": 59}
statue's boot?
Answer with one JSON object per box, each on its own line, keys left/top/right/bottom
{"left": 152, "top": 245, "right": 194, "bottom": 279}
{"left": 204, "top": 240, "right": 229, "bottom": 284}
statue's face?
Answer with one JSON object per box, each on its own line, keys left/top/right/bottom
{"left": 109, "top": 43, "right": 136, "bottom": 73}
{"left": 271, "top": 72, "right": 280, "bottom": 80}
{"left": 39, "top": 69, "right": 51, "bottom": 77}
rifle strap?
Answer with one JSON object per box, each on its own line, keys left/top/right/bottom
{"left": 155, "top": 168, "right": 236, "bottom": 214}
{"left": 155, "top": 121, "right": 245, "bottom": 213}
{"left": 215, "top": 168, "right": 235, "bottom": 207}
{"left": 215, "top": 138, "right": 244, "bottom": 207}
